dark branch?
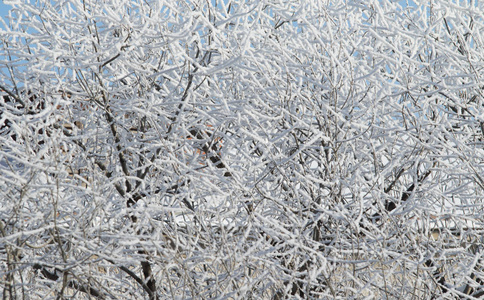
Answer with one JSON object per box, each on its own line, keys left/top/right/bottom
{"left": 32, "top": 264, "right": 106, "bottom": 299}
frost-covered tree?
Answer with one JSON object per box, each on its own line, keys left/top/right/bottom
{"left": 1, "top": 0, "right": 484, "bottom": 299}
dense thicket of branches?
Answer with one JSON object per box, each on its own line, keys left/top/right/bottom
{"left": 1, "top": 0, "right": 484, "bottom": 299}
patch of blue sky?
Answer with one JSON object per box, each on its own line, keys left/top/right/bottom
{"left": 0, "top": 1, "right": 12, "bottom": 29}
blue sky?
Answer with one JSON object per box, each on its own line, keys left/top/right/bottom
{"left": 0, "top": 1, "right": 11, "bottom": 28}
